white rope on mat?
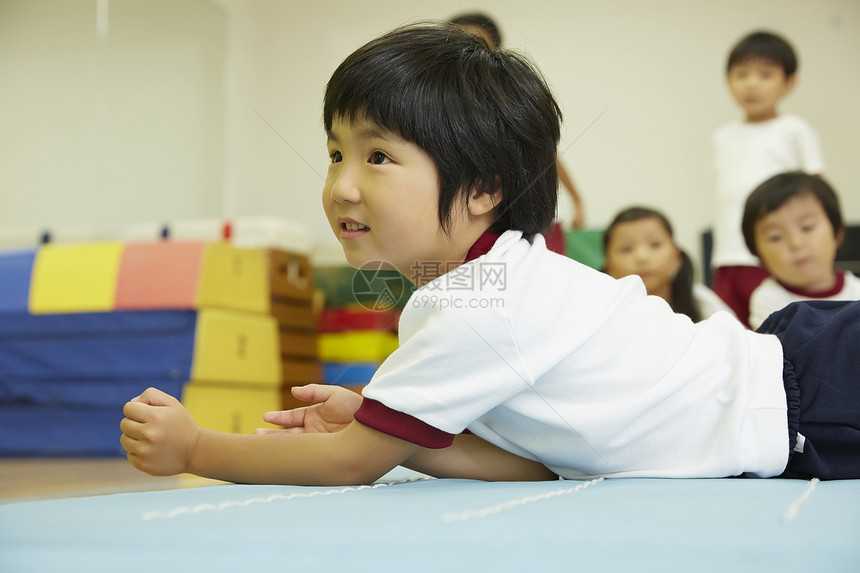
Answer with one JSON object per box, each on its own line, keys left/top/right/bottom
{"left": 782, "top": 477, "right": 820, "bottom": 522}
{"left": 442, "top": 477, "right": 604, "bottom": 523}
{"left": 141, "top": 478, "right": 423, "bottom": 521}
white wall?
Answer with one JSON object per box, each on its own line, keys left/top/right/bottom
{"left": 0, "top": 0, "right": 226, "bottom": 241}
{"left": 2, "top": 0, "right": 859, "bottom": 274}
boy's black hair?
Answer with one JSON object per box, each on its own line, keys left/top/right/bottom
{"left": 727, "top": 31, "right": 798, "bottom": 77}
{"left": 323, "top": 22, "right": 561, "bottom": 237}
{"left": 604, "top": 207, "right": 701, "bottom": 322}
{"left": 742, "top": 171, "right": 844, "bottom": 257}
{"left": 450, "top": 12, "right": 503, "bottom": 48}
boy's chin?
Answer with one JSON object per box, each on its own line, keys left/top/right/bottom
{"left": 343, "top": 252, "right": 399, "bottom": 273}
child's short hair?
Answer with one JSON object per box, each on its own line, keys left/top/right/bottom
{"left": 323, "top": 22, "right": 562, "bottom": 237}
{"left": 727, "top": 31, "right": 798, "bottom": 77}
{"left": 742, "top": 171, "right": 844, "bottom": 256}
{"left": 450, "top": 12, "right": 503, "bottom": 48}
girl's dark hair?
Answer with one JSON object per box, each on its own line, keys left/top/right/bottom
{"left": 323, "top": 22, "right": 561, "bottom": 237}
{"left": 604, "top": 207, "right": 701, "bottom": 322}
{"left": 742, "top": 171, "right": 843, "bottom": 257}
{"left": 450, "top": 12, "right": 503, "bottom": 48}
{"left": 727, "top": 31, "right": 798, "bottom": 77}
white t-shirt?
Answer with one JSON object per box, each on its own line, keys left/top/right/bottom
{"left": 748, "top": 271, "right": 860, "bottom": 330}
{"left": 712, "top": 114, "right": 824, "bottom": 267}
{"left": 357, "top": 231, "right": 788, "bottom": 479}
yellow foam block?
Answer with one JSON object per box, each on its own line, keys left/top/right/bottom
{"left": 29, "top": 242, "right": 125, "bottom": 314}
{"left": 191, "top": 308, "right": 281, "bottom": 384}
{"left": 195, "top": 242, "right": 270, "bottom": 314}
{"left": 182, "top": 381, "right": 281, "bottom": 434}
{"left": 318, "top": 331, "right": 399, "bottom": 362}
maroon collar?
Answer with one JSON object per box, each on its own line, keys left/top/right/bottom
{"left": 779, "top": 270, "right": 845, "bottom": 298}
{"left": 465, "top": 231, "right": 503, "bottom": 263}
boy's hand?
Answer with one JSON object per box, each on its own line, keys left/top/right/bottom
{"left": 120, "top": 387, "right": 201, "bottom": 476}
{"left": 254, "top": 384, "right": 362, "bottom": 435}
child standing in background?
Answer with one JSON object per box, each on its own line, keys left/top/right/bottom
{"left": 743, "top": 171, "right": 860, "bottom": 329}
{"left": 712, "top": 31, "right": 824, "bottom": 328}
{"left": 604, "top": 207, "right": 734, "bottom": 322}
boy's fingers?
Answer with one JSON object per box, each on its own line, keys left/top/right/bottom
{"left": 119, "top": 416, "right": 145, "bottom": 439}
{"left": 290, "top": 384, "right": 332, "bottom": 404}
{"left": 123, "top": 388, "right": 179, "bottom": 421}
{"left": 252, "top": 428, "right": 299, "bottom": 435}
{"left": 123, "top": 400, "right": 152, "bottom": 422}
{"left": 137, "top": 387, "right": 178, "bottom": 407}
{"left": 262, "top": 408, "right": 307, "bottom": 427}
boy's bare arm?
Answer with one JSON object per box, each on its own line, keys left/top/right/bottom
{"left": 121, "top": 388, "right": 416, "bottom": 486}
{"left": 405, "top": 433, "right": 558, "bottom": 481}
{"left": 250, "top": 385, "right": 556, "bottom": 481}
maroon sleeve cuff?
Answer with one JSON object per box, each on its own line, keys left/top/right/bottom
{"left": 354, "top": 398, "right": 455, "bottom": 449}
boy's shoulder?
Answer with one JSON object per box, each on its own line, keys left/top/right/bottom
{"left": 842, "top": 271, "right": 860, "bottom": 296}
{"left": 713, "top": 113, "right": 817, "bottom": 142}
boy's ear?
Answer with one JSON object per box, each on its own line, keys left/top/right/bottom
{"left": 467, "top": 178, "right": 501, "bottom": 218}
{"left": 671, "top": 246, "right": 683, "bottom": 277}
{"left": 784, "top": 73, "right": 798, "bottom": 95}
{"left": 835, "top": 227, "right": 845, "bottom": 249}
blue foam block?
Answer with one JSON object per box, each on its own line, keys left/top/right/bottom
{"left": 0, "top": 249, "right": 36, "bottom": 314}
{"left": 0, "top": 310, "right": 197, "bottom": 381}
{"left": 323, "top": 361, "right": 379, "bottom": 385}
{"left": 0, "top": 378, "right": 186, "bottom": 456}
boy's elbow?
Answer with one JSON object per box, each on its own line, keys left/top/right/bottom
{"left": 336, "top": 462, "right": 390, "bottom": 486}
{"left": 324, "top": 423, "right": 414, "bottom": 486}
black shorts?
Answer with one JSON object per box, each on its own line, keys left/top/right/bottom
{"left": 757, "top": 300, "right": 860, "bottom": 480}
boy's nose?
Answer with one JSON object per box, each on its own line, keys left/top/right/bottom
{"left": 328, "top": 168, "right": 361, "bottom": 204}
{"left": 786, "top": 231, "right": 805, "bottom": 250}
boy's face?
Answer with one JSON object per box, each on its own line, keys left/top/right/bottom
{"left": 727, "top": 57, "right": 795, "bottom": 122}
{"left": 604, "top": 217, "right": 681, "bottom": 301}
{"left": 754, "top": 192, "right": 841, "bottom": 293}
{"left": 323, "top": 116, "right": 476, "bottom": 284}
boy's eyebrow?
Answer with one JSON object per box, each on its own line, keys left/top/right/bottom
{"left": 756, "top": 219, "right": 786, "bottom": 234}
{"left": 326, "top": 124, "right": 398, "bottom": 144}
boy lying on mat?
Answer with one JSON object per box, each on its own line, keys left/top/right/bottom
{"left": 121, "top": 23, "right": 860, "bottom": 484}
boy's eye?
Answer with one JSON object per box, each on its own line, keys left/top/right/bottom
{"left": 370, "top": 151, "right": 390, "bottom": 165}
{"left": 329, "top": 150, "right": 342, "bottom": 163}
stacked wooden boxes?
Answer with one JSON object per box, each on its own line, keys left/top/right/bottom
{"left": 267, "top": 249, "right": 324, "bottom": 410}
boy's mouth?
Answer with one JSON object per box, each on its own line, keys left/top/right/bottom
{"left": 337, "top": 218, "right": 370, "bottom": 239}
{"left": 342, "top": 222, "right": 369, "bottom": 231}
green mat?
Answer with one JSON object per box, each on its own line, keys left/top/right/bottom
{"left": 565, "top": 229, "right": 604, "bottom": 270}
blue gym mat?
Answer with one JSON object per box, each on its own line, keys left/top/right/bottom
{"left": 1, "top": 470, "right": 858, "bottom": 572}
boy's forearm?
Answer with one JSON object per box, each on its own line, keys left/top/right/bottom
{"left": 188, "top": 422, "right": 416, "bottom": 486}
{"left": 404, "top": 434, "right": 557, "bottom": 481}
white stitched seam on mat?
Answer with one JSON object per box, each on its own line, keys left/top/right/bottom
{"left": 141, "top": 478, "right": 423, "bottom": 521}
{"left": 442, "top": 477, "right": 604, "bottom": 522}
{"left": 782, "top": 477, "right": 820, "bottom": 522}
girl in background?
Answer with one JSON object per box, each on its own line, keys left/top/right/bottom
{"left": 604, "top": 207, "right": 734, "bottom": 322}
